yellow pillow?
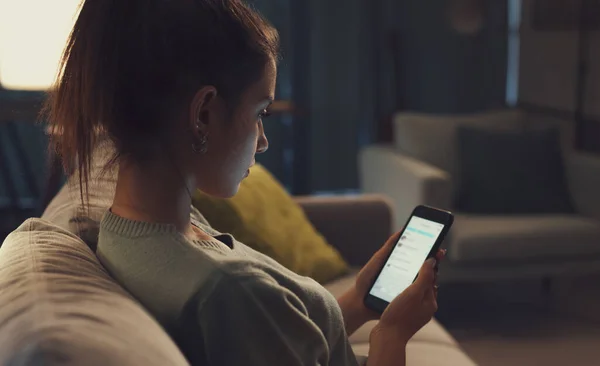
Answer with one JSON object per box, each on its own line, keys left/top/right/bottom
{"left": 192, "top": 164, "right": 349, "bottom": 283}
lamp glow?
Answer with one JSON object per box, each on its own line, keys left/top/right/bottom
{"left": 0, "top": 0, "right": 81, "bottom": 90}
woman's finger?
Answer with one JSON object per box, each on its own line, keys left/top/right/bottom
{"left": 385, "top": 231, "right": 402, "bottom": 250}
{"left": 415, "top": 258, "right": 436, "bottom": 290}
{"left": 373, "top": 232, "right": 402, "bottom": 262}
{"left": 435, "top": 249, "right": 446, "bottom": 262}
{"left": 434, "top": 249, "right": 446, "bottom": 273}
{"left": 362, "top": 232, "right": 402, "bottom": 273}
{"left": 424, "top": 285, "right": 438, "bottom": 313}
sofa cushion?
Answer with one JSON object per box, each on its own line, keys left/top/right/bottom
{"left": 448, "top": 214, "right": 600, "bottom": 263}
{"left": 350, "top": 319, "right": 458, "bottom": 348}
{"left": 0, "top": 219, "right": 188, "bottom": 366}
{"left": 352, "top": 342, "right": 477, "bottom": 366}
{"left": 455, "top": 126, "right": 573, "bottom": 214}
{"left": 324, "top": 272, "right": 459, "bottom": 348}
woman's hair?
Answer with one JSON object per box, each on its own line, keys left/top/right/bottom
{"left": 43, "top": 0, "right": 279, "bottom": 202}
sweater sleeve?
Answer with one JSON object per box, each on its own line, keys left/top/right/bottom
{"left": 197, "top": 273, "right": 334, "bottom": 366}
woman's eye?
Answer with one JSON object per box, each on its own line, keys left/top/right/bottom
{"left": 259, "top": 109, "right": 272, "bottom": 119}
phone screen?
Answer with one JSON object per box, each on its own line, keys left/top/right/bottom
{"left": 368, "top": 215, "right": 445, "bottom": 303}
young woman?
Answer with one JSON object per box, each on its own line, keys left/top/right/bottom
{"left": 46, "top": 1, "right": 443, "bottom": 365}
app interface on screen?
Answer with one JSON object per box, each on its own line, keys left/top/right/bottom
{"left": 369, "top": 216, "right": 444, "bottom": 303}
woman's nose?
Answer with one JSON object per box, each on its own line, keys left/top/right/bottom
{"left": 256, "top": 132, "right": 269, "bottom": 154}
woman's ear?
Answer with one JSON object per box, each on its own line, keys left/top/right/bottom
{"left": 189, "top": 85, "right": 218, "bottom": 137}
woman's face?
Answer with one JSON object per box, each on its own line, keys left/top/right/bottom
{"left": 188, "top": 59, "right": 276, "bottom": 198}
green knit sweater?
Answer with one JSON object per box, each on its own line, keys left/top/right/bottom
{"left": 96, "top": 208, "right": 359, "bottom": 366}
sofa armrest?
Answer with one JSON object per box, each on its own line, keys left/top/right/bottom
{"left": 566, "top": 152, "right": 600, "bottom": 219}
{"left": 359, "top": 145, "right": 453, "bottom": 231}
{"left": 294, "top": 195, "right": 393, "bottom": 266}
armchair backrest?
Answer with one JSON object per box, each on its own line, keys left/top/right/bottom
{"left": 393, "top": 109, "right": 574, "bottom": 181}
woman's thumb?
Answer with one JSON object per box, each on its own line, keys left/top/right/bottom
{"left": 414, "top": 258, "right": 436, "bottom": 287}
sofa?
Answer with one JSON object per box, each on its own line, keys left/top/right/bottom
{"left": 0, "top": 144, "right": 476, "bottom": 365}
{"left": 359, "top": 109, "right": 600, "bottom": 283}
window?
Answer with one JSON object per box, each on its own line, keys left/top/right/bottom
{"left": 506, "top": 0, "right": 522, "bottom": 106}
{"left": 0, "top": 0, "right": 80, "bottom": 90}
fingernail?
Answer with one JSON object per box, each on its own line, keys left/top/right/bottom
{"left": 426, "top": 258, "right": 436, "bottom": 267}
{"left": 442, "top": 249, "right": 448, "bottom": 255}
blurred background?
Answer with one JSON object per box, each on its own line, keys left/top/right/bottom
{"left": 1, "top": 0, "right": 600, "bottom": 365}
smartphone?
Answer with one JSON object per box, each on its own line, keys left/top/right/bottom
{"left": 364, "top": 205, "right": 454, "bottom": 314}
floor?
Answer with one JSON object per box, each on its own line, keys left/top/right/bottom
{"left": 436, "top": 279, "right": 600, "bottom": 366}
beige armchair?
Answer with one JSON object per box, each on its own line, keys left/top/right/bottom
{"left": 359, "top": 110, "right": 600, "bottom": 283}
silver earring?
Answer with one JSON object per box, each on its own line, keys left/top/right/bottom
{"left": 192, "top": 119, "right": 208, "bottom": 154}
{"left": 192, "top": 133, "right": 208, "bottom": 154}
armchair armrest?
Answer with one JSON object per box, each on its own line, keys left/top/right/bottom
{"left": 359, "top": 145, "right": 452, "bottom": 231}
{"left": 294, "top": 195, "right": 392, "bottom": 266}
{"left": 566, "top": 152, "right": 600, "bottom": 219}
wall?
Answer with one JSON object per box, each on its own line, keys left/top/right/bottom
{"left": 394, "top": 0, "right": 508, "bottom": 114}
{"left": 519, "top": 0, "right": 600, "bottom": 118}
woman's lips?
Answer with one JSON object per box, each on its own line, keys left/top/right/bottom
{"left": 244, "top": 163, "right": 254, "bottom": 178}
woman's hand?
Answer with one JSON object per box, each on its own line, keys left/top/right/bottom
{"left": 372, "top": 258, "right": 439, "bottom": 344}
{"left": 337, "top": 232, "right": 445, "bottom": 335}
{"left": 366, "top": 260, "right": 439, "bottom": 366}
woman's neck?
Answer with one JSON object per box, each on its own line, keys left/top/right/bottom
{"left": 111, "top": 158, "right": 194, "bottom": 233}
